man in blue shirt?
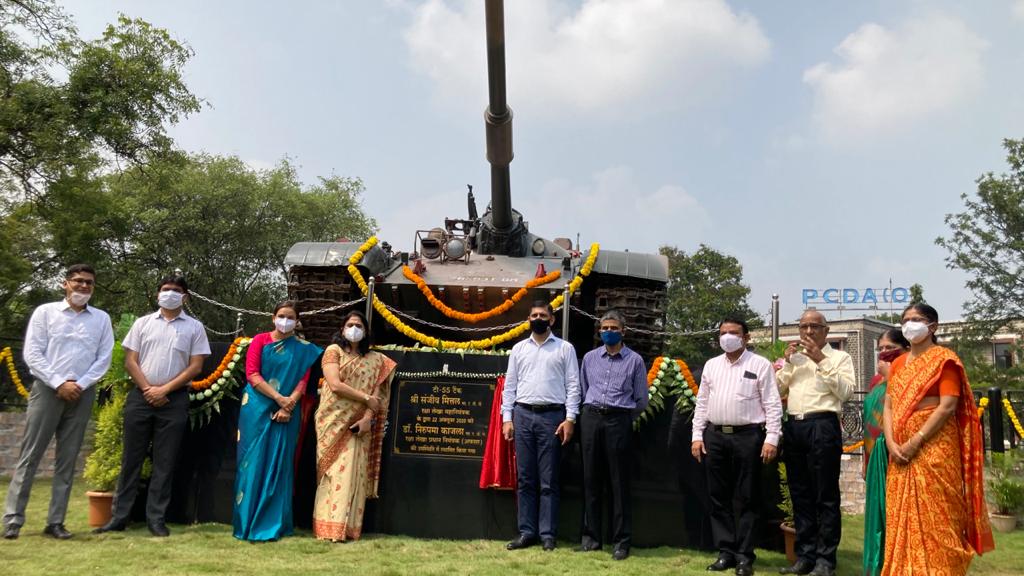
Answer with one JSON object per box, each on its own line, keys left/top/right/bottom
{"left": 501, "top": 301, "right": 581, "bottom": 551}
{"left": 578, "top": 310, "right": 648, "bottom": 560}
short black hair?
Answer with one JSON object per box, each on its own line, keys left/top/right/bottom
{"left": 157, "top": 275, "right": 189, "bottom": 294}
{"left": 719, "top": 316, "right": 749, "bottom": 335}
{"left": 65, "top": 264, "right": 95, "bottom": 279}
{"left": 530, "top": 300, "right": 554, "bottom": 315}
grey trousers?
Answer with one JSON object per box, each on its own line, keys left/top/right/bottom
{"left": 3, "top": 381, "right": 95, "bottom": 528}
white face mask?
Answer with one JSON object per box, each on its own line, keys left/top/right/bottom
{"left": 344, "top": 325, "right": 365, "bottom": 343}
{"left": 719, "top": 333, "right": 745, "bottom": 353}
{"left": 158, "top": 290, "right": 184, "bottom": 310}
{"left": 901, "top": 321, "right": 932, "bottom": 344}
{"left": 68, "top": 291, "right": 91, "bottom": 307}
{"left": 274, "top": 317, "right": 296, "bottom": 334}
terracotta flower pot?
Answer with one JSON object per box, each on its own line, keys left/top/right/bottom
{"left": 990, "top": 513, "right": 1017, "bottom": 533}
{"left": 780, "top": 522, "right": 797, "bottom": 564}
{"left": 86, "top": 491, "right": 114, "bottom": 528}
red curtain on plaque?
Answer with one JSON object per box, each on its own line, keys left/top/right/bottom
{"left": 479, "top": 376, "right": 516, "bottom": 490}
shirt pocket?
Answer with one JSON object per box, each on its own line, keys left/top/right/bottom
{"left": 172, "top": 331, "right": 193, "bottom": 355}
{"left": 737, "top": 378, "right": 760, "bottom": 401}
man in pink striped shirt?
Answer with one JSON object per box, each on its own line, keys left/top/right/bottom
{"left": 692, "top": 316, "right": 783, "bottom": 576}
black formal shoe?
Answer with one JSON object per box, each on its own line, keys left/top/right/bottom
{"left": 807, "top": 565, "right": 834, "bottom": 576}
{"left": 93, "top": 519, "right": 127, "bottom": 534}
{"left": 779, "top": 559, "right": 815, "bottom": 575}
{"left": 576, "top": 541, "right": 601, "bottom": 552}
{"left": 3, "top": 524, "right": 19, "bottom": 540}
{"left": 42, "top": 524, "right": 72, "bottom": 539}
{"left": 707, "top": 557, "right": 737, "bottom": 571}
{"left": 612, "top": 547, "right": 630, "bottom": 561}
{"left": 147, "top": 520, "right": 170, "bottom": 537}
{"left": 735, "top": 561, "right": 753, "bottom": 576}
{"left": 506, "top": 534, "right": 538, "bottom": 550}
{"left": 541, "top": 538, "right": 556, "bottom": 551}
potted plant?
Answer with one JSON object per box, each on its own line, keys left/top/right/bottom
{"left": 988, "top": 452, "right": 1024, "bottom": 533}
{"left": 82, "top": 314, "right": 134, "bottom": 527}
{"left": 777, "top": 462, "right": 797, "bottom": 563}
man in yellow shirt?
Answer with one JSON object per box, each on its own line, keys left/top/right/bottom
{"left": 775, "top": 311, "right": 855, "bottom": 576}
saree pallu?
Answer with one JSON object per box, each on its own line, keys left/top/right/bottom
{"left": 881, "top": 347, "right": 994, "bottom": 576}
{"left": 233, "top": 335, "right": 322, "bottom": 541}
{"left": 313, "top": 346, "right": 396, "bottom": 541}
{"left": 862, "top": 382, "right": 887, "bottom": 576}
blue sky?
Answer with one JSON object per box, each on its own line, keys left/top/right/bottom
{"left": 64, "top": 0, "right": 1024, "bottom": 323}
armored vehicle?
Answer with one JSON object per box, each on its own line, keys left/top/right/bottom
{"left": 285, "top": 0, "right": 668, "bottom": 359}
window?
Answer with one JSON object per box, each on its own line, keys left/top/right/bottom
{"left": 994, "top": 343, "right": 1015, "bottom": 369}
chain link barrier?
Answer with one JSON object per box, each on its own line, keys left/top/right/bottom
{"left": 569, "top": 305, "right": 765, "bottom": 338}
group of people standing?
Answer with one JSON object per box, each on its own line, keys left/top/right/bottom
{"left": 693, "top": 306, "right": 993, "bottom": 576}
{"left": 3, "top": 264, "right": 396, "bottom": 545}
{"left": 1, "top": 264, "right": 998, "bottom": 575}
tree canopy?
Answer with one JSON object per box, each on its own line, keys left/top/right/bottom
{"left": 660, "top": 244, "right": 759, "bottom": 366}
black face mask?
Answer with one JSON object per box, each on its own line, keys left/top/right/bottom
{"left": 530, "top": 318, "right": 550, "bottom": 335}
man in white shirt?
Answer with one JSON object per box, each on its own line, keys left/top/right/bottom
{"left": 775, "top": 310, "right": 855, "bottom": 576}
{"left": 692, "top": 317, "right": 783, "bottom": 576}
{"left": 501, "top": 301, "right": 580, "bottom": 552}
{"left": 3, "top": 264, "right": 114, "bottom": 540}
{"left": 95, "top": 275, "right": 210, "bottom": 537}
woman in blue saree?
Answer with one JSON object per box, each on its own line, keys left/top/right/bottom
{"left": 233, "top": 301, "right": 322, "bottom": 541}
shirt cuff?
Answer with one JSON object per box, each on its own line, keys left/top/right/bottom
{"left": 765, "top": 433, "right": 780, "bottom": 446}
{"left": 502, "top": 410, "right": 513, "bottom": 423}
{"left": 48, "top": 376, "right": 66, "bottom": 389}
{"left": 691, "top": 429, "right": 704, "bottom": 442}
{"left": 76, "top": 378, "right": 94, "bottom": 390}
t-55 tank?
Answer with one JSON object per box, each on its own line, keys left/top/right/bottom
{"left": 285, "top": 0, "right": 667, "bottom": 359}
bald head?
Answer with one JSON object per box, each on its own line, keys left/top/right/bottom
{"left": 798, "top": 310, "right": 829, "bottom": 347}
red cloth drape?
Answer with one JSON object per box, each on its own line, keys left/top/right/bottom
{"left": 479, "top": 376, "right": 516, "bottom": 490}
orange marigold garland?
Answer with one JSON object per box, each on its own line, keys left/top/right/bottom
{"left": 402, "top": 266, "right": 562, "bottom": 323}
{"left": 636, "top": 356, "right": 699, "bottom": 430}
{"left": 188, "top": 336, "right": 251, "bottom": 427}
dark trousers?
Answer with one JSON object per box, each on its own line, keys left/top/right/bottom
{"left": 512, "top": 406, "right": 564, "bottom": 540}
{"left": 111, "top": 387, "right": 188, "bottom": 524}
{"left": 704, "top": 425, "right": 765, "bottom": 563}
{"left": 580, "top": 406, "right": 632, "bottom": 550}
{"left": 783, "top": 413, "right": 842, "bottom": 570}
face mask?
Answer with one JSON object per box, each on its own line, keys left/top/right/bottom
{"left": 719, "top": 333, "right": 745, "bottom": 353}
{"left": 901, "top": 321, "right": 932, "bottom": 344}
{"left": 600, "top": 330, "right": 623, "bottom": 346}
{"left": 790, "top": 352, "right": 809, "bottom": 366}
{"left": 158, "top": 290, "right": 184, "bottom": 310}
{"left": 344, "top": 325, "right": 365, "bottom": 343}
{"left": 68, "top": 291, "right": 91, "bottom": 307}
{"left": 274, "top": 317, "right": 296, "bottom": 334}
{"left": 878, "top": 348, "right": 902, "bottom": 363}
{"left": 530, "top": 318, "right": 550, "bottom": 335}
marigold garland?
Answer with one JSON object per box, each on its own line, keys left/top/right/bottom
{"left": 348, "top": 237, "right": 600, "bottom": 350}
{"left": 0, "top": 347, "right": 30, "bottom": 399}
{"left": 1002, "top": 398, "right": 1024, "bottom": 439}
{"left": 402, "top": 266, "right": 562, "bottom": 323}
{"left": 191, "top": 336, "right": 250, "bottom": 391}
{"left": 843, "top": 440, "right": 864, "bottom": 453}
{"left": 637, "top": 356, "right": 700, "bottom": 430}
{"left": 977, "top": 396, "right": 989, "bottom": 418}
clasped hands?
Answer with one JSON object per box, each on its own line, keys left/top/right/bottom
{"left": 887, "top": 434, "right": 923, "bottom": 464}
{"left": 56, "top": 381, "right": 82, "bottom": 402}
{"left": 271, "top": 393, "right": 301, "bottom": 423}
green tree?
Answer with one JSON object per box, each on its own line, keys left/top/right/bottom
{"left": 660, "top": 244, "right": 759, "bottom": 366}
{"left": 936, "top": 138, "right": 1024, "bottom": 326}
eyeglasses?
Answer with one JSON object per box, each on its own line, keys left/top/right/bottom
{"left": 67, "top": 278, "right": 95, "bottom": 286}
{"left": 798, "top": 323, "right": 826, "bottom": 331}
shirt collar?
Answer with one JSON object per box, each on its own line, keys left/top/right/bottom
{"left": 724, "top": 349, "right": 751, "bottom": 365}
{"left": 152, "top": 309, "right": 188, "bottom": 323}
{"left": 527, "top": 332, "right": 557, "bottom": 347}
{"left": 600, "top": 345, "right": 630, "bottom": 358}
{"left": 59, "top": 299, "right": 92, "bottom": 314}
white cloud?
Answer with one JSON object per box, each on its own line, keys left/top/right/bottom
{"left": 402, "top": 0, "right": 770, "bottom": 115}
{"left": 803, "top": 12, "right": 987, "bottom": 140}
{"left": 523, "top": 166, "right": 709, "bottom": 252}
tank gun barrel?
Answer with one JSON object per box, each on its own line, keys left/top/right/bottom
{"left": 484, "top": 0, "right": 513, "bottom": 231}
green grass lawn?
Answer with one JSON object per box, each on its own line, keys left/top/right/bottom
{"left": 0, "top": 478, "right": 1021, "bottom": 575}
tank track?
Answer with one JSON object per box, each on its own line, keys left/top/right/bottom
{"left": 287, "top": 265, "right": 356, "bottom": 347}
{"left": 591, "top": 277, "right": 667, "bottom": 363}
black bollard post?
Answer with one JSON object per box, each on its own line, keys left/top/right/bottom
{"left": 988, "top": 387, "right": 1005, "bottom": 454}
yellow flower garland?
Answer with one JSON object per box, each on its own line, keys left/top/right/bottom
{"left": 977, "top": 396, "right": 989, "bottom": 418}
{"left": 0, "top": 346, "right": 30, "bottom": 399}
{"left": 1002, "top": 398, "right": 1024, "bottom": 439}
{"left": 402, "top": 265, "right": 562, "bottom": 323}
{"left": 348, "top": 237, "right": 600, "bottom": 349}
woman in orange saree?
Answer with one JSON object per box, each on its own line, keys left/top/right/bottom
{"left": 881, "top": 304, "right": 994, "bottom": 575}
{"left": 313, "top": 310, "right": 397, "bottom": 542}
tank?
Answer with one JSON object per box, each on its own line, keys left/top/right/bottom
{"left": 285, "top": 0, "right": 668, "bottom": 359}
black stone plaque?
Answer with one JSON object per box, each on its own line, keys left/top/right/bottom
{"left": 392, "top": 380, "right": 492, "bottom": 459}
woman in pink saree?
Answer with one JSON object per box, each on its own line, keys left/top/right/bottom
{"left": 312, "top": 310, "right": 396, "bottom": 541}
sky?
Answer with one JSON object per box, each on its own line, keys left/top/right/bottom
{"left": 62, "top": 0, "right": 1024, "bottom": 323}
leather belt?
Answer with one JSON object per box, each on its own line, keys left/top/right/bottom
{"left": 515, "top": 402, "right": 565, "bottom": 413}
{"left": 789, "top": 411, "right": 837, "bottom": 421}
{"left": 584, "top": 404, "right": 631, "bottom": 415}
{"left": 708, "top": 422, "right": 764, "bottom": 434}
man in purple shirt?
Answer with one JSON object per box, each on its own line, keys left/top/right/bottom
{"left": 577, "top": 310, "right": 648, "bottom": 561}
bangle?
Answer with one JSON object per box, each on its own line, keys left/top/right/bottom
{"left": 917, "top": 430, "right": 926, "bottom": 441}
